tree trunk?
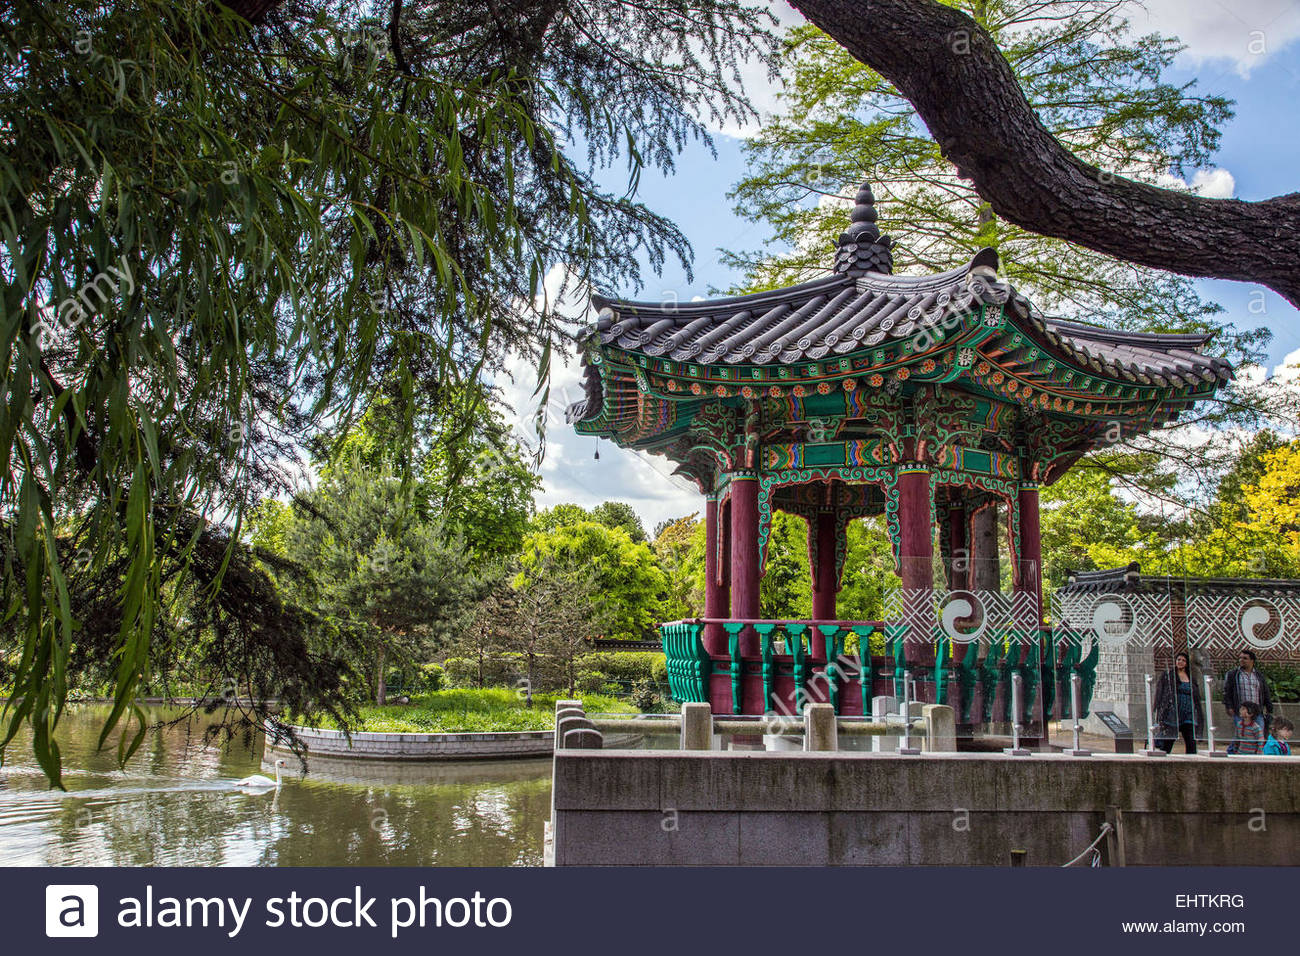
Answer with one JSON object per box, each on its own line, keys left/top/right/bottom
{"left": 376, "top": 645, "right": 387, "bottom": 706}
{"left": 793, "top": 0, "right": 1300, "bottom": 308}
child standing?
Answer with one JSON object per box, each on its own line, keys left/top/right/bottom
{"left": 1233, "top": 701, "right": 1265, "bottom": 755}
{"left": 1263, "top": 716, "right": 1294, "bottom": 755}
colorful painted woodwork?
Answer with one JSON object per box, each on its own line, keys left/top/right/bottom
{"left": 567, "top": 183, "right": 1232, "bottom": 726}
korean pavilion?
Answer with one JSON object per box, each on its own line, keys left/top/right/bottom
{"left": 566, "top": 184, "right": 1233, "bottom": 733}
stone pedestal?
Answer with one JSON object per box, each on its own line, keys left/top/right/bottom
{"left": 680, "top": 702, "right": 713, "bottom": 751}
{"left": 872, "top": 695, "right": 898, "bottom": 753}
{"left": 804, "top": 703, "right": 838, "bottom": 752}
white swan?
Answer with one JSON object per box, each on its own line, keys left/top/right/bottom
{"left": 234, "top": 759, "right": 286, "bottom": 790}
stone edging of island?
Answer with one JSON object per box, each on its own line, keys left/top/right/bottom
{"left": 266, "top": 723, "right": 640, "bottom": 761}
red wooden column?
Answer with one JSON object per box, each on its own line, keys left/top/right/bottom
{"left": 970, "top": 500, "right": 1000, "bottom": 592}
{"left": 1015, "top": 483, "right": 1044, "bottom": 646}
{"left": 729, "top": 473, "right": 761, "bottom": 655}
{"left": 946, "top": 502, "right": 967, "bottom": 591}
{"left": 703, "top": 494, "right": 730, "bottom": 656}
{"left": 1016, "top": 482, "right": 1047, "bottom": 744}
{"left": 810, "top": 509, "right": 838, "bottom": 657}
{"left": 897, "top": 466, "right": 936, "bottom": 682}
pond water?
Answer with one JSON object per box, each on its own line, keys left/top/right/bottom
{"left": 0, "top": 706, "right": 551, "bottom": 867}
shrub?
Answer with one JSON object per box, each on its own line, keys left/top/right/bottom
{"left": 584, "top": 651, "right": 665, "bottom": 684}
{"left": 415, "top": 663, "right": 443, "bottom": 693}
{"left": 441, "top": 653, "right": 525, "bottom": 689}
{"left": 1260, "top": 662, "right": 1300, "bottom": 702}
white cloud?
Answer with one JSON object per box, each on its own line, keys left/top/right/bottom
{"left": 494, "top": 265, "right": 705, "bottom": 535}
{"left": 1128, "top": 0, "right": 1300, "bottom": 73}
{"left": 711, "top": 1, "right": 804, "bottom": 138}
{"left": 1154, "top": 165, "right": 1237, "bottom": 198}
{"left": 1190, "top": 167, "right": 1237, "bottom": 198}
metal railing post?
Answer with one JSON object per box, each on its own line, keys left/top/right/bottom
{"left": 1004, "top": 672, "right": 1029, "bottom": 755}
{"left": 1142, "top": 673, "right": 1165, "bottom": 756}
{"left": 899, "top": 669, "right": 920, "bottom": 754}
{"left": 1067, "top": 672, "right": 1091, "bottom": 756}
{"left": 1205, "top": 673, "right": 1228, "bottom": 757}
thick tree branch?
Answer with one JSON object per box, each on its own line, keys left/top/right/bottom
{"left": 793, "top": 0, "right": 1300, "bottom": 309}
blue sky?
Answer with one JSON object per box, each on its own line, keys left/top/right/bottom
{"left": 519, "top": 0, "right": 1300, "bottom": 534}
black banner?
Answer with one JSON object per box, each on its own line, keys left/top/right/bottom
{"left": 12, "top": 867, "right": 1291, "bottom": 952}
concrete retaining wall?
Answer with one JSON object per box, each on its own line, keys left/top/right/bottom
{"left": 551, "top": 750, "right": 1300, "bottom": 866}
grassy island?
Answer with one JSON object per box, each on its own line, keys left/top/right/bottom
{"left": 303, "top": 688, "right": 637, "bottom": 735}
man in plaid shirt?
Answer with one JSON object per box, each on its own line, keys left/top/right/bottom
{"left": 1222, "top": 649, "right": 1274, "bottom": 753}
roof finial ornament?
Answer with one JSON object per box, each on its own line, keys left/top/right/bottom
{"left": 834, "top": 181, "right": 893, "bottom": 276}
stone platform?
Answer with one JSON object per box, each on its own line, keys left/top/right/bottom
{"left": 551, "top": 749, "right": 1300, "bottom": 866}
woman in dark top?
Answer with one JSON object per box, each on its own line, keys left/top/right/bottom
{"left": 1153, "top": 651, "right": 1203, "bottom": 754}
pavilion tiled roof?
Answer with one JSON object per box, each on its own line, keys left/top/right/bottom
{"left": 582, "top": 256, "right": 1232, "bottom": 388}
{"left": 566, "top": 182, "right": 1234, "bottom": 464}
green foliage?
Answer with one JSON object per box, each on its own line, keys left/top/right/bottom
{"left": 583, "top": 651, "right": 666, "bottom": 684}
{"left": 311, "top": 688, "right": 635, "bottom": 733}
{"left": 518, "top": 521, "right": 667, "bottom": 639}
{"left": 1040, "top": 461, "right": 1163, "bottom": 586}
{"left": 275, "top": 453, "right": 489, "bottom": 702}
{"left": 530, "top": 504, "right": 591, "bottom": 534}
{"left": 415, "top": 663, "right": 444, "bottom": 694}
{"left": 1258, "top": 664, "right": 1300, "bottom": 703}
{"left": 836, "top": 518, "right": 895, "bottom": 620}
{"left": 652, "top": 514, "right": 700, "bottom": 620}
{"left": 589, "top": 501, "right": 648, "bottom": 543}
{"left": 327, "top": 392, "right": 541, "bottom": 562}
{"left": 1, "top": 0, "right": 776, "bottom": 782}
{"left": 758, "top": 512, "right": 812, "bottom": 619}
{"left": 1213, "top": 430, "right": 1289, "bottom": 522}
{"left": 441, "top": 653, "right": 526, "bottom": 690}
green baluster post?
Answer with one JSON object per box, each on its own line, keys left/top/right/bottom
{"left": 755, "top": 622, "right": 779, "bottom": 714}
{"left": 723, "top": 622, "right": 746, "bottom": 714}
{"left": 819, "top": 625, "right": 844, "bottom": 714}
{"left": 786, "top": 623, "right": 809, "bottom": 714}
{"left": 853, "top": 626, "right": 877, "bottom": 714}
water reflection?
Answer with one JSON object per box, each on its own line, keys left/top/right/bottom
{"left": 0, "top": 707, "right": 550, "bottom": 867}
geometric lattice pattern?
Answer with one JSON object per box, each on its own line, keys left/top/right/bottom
{"left": 884, "top": 586, "right": 1042, "bottom": 645}
{"left": 1050, "top": 590, "right": 1173, "bottom": 651}
{"left": 1186, "top": 593, "right": 1300, "bottom": 652}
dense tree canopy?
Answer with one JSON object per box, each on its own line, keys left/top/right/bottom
{"left": 791, "top": 0, "right": 1300, "bottom": 306}
{"left": 0, "top": 0, "right": 775, "bottom": 779}
{"left": 729, "top": 1, "right": 1298, "bottom": 520}
{"left": 729, "top": 2, "right": 1257, "bottom": 358}
{"left": 276, "top": 454, "right": 487, "bottom": 703}
{"left": 518, "top": 519, "right": 666, "bottom": 640}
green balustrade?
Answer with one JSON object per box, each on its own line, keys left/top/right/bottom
{"left": 1019, "top": 638, "right": 1041, "bottom": 723}
{"left": 887, "top": 626, "right": 906, "bottom": 699}
{"left": 1040, "top": 628, "right": 1057, "bottom": 720}
{"left": 723, "top": 622, "right": 747, "bottom": 714}
{"left": 818, "top": 625, "right": 844, "bottom": 713}
{"left": 852, "top": 625, "right": 878, "bottom": 714}
{"left": 954, "top": 639, "right": 980, "bottom": 723}
{"left": 1077, "top": 636, "right": 1100, "bottom": 718}
{"left": 785, "top": 623, "right": 809, "bottom": 713}
{"left": 1055, "top": 635, "right": 1081, "bottom": 720}
{"left": 980, "top": 635, "right": 1006, "bottom": 724}
{"left": 754, "top": 623, "right": 780, "bottom": 713}
{"left": 658, "top": 621, "right": 712, "bottom": 703}
{"left": 934, "top": 638, "right": 950, "bottom": 705}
